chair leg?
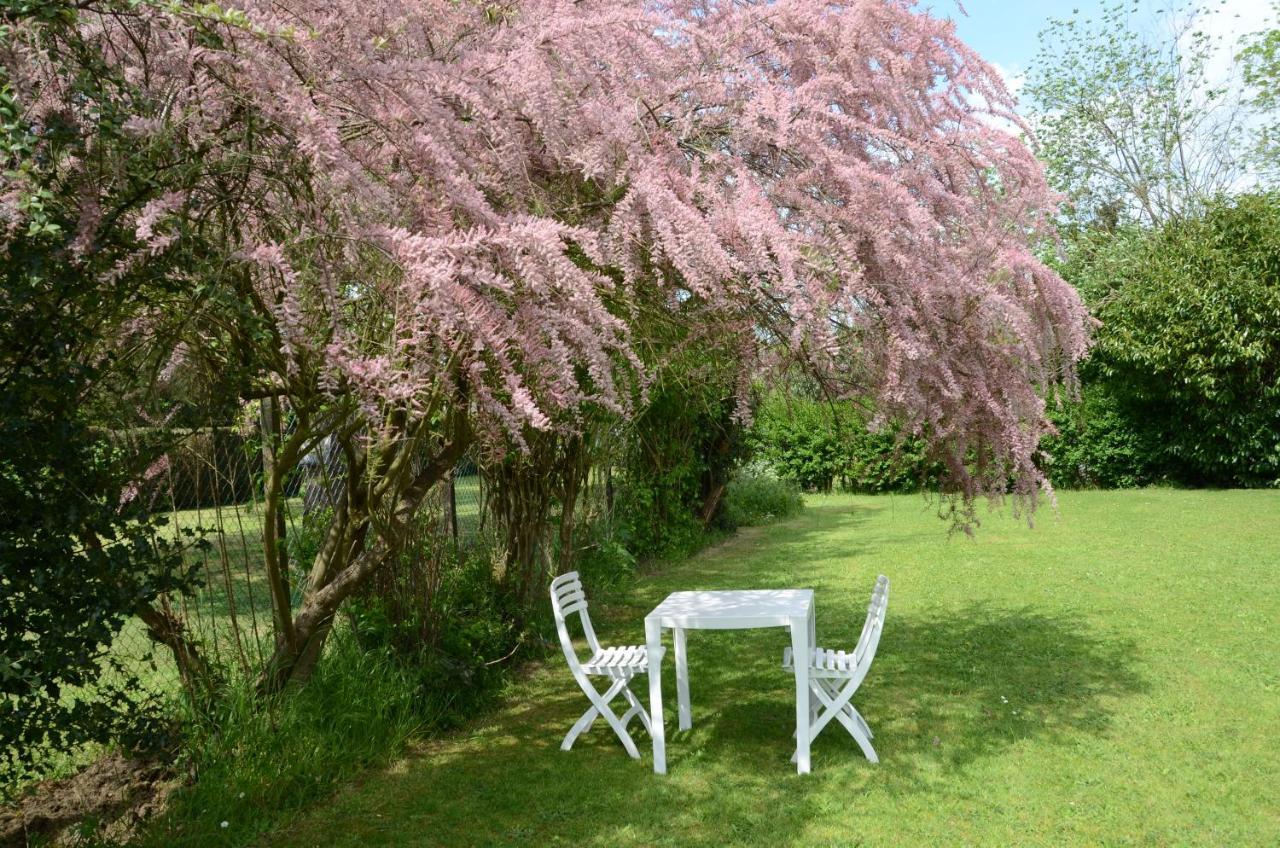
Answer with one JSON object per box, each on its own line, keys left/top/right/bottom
{"left": 829, "top": 704, "right": 878, "bottom": 763}
{"left": 570, "top": 676, "right": 643, "bottom": 759}
{"left": 621, "top": 683, "right": 652, "bottom": 735}
{"left": 565, "top": 677, "right": 634, "bottom": 754}
{"left": 844, "top": 702, "right": 873, "bottom": 739}
{"left": 596, "top": 698, "right": 642, "bottom": 759}
{"left": 794, "top": 676, "right": 879, "bottom": 764}
{"left": 562, "top": 705, "right": 599, "bottom": 751}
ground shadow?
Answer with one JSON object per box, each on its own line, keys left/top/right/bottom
{"left": 697, "top": 603, "right": 1148, "bottom": 782}
{"left": 266, "top": 598, "right": 1147, "bottom": 847}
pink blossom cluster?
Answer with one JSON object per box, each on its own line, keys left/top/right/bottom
{"left": 21, "top": 0, "right": 1090, "bottom": 506}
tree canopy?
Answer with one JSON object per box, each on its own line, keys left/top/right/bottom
{"left": 3, "top": 0, "right": 1089, "bottom": 694}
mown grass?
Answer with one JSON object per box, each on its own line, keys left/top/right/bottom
{"left": 221, "top": 488, "right": 1280, "bottom": 847}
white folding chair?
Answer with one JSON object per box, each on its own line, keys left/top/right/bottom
{"left": 550, "top": 571, "right": 652, "bottom": 759}
{"left": 783, "top": 575, "right": 888, "bottom": 764}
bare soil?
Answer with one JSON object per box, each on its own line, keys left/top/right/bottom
{"left": 0, "top": 753, "right": 181, "bottom": 847}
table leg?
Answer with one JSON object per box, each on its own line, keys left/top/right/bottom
{"left": 674, "top": 626, "right": 691, "bottom": 730}
{"left": 793, "top": 612, "right": 812, "bottom": 775}
{"left": 808, "top": 604, "right": 818, "bottom": 725}
{"left": 646, "top": 618, "right": 666, "bottom": 774}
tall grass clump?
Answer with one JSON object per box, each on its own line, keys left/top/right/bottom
{"left": 723, "top": 469, "right": 804, "bottom": 527}
{"left": 144, "top": 634, "right": 429, "bottom": 846}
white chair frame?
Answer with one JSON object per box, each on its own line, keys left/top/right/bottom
{"left": 783, "top": 575, "right": 888, "bottom": 764}
{"left": 550, "top": 571, "right": 653, "bottom": 759}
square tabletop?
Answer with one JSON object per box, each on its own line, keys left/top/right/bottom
{"left": 645, "top": 589, "right": 813, "bottom": 630}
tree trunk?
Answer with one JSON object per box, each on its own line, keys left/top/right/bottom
{"left": 259, "top": 397, "right": 297, "bottom": 651}
{"left": 699, "top": 481, "right": 727, "bottom": 528}
{"left": 137, "top": 599, "right": 215, "bottom": 703}
{"left": 444, "top": 469, "right": 458, "bottom": 544}
{"left": 255, "top": 421, "right": 469, "bottom": 693}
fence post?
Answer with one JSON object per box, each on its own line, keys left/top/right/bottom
{"left": 444, "top": 467, "right": 458, "bottom": 544}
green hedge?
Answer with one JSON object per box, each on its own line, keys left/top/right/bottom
{"left": 1054, "top": 193, "right": 1280, "bottom": 488}
{"left": 747, "top": 393, "right": 938, "bottom": 494}
{"left": 1040, "top": 386, "right": 1167, "bottom": 489}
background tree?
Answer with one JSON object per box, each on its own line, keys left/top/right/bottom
{"left": 1243, "top": 3, "right": 1280, "bottom": 178}
{"left": 1026, "top": 0, "right": 1249, "bottom": 228}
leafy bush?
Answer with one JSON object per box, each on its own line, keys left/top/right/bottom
{"left": 746, "top": 393, "right": 851, "bottom": 491}
{"left": 1058, "top": 193, "right": 1280, "bottom": 487}
{"left": 615, "top": 382, "right": 747, "bottom": 560}
{"left": 613, "top": 473, "right": 707, "bottom": 561}
{"left": 1040, "top": 386, "right": 1167, "bottom": 489}
{"left": 569, "top": 518, "right": 638, "bottom": 591}
{"left": 749, "top": 393, "right": 939, "bottom": 494}
{"left": 347, "top": 539, "right": 529, "bottom": 709}
{"left": 722, "top": 469, "right": 804, "bottom": 527}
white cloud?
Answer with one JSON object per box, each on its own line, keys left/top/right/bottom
{"left": 1172, "top": 0, "right": 1276, "bottom": 87}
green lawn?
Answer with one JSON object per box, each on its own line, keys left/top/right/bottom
{"left": 254, "top": 489, "right": 1280, "bottom": 847}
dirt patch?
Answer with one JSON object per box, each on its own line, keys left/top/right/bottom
{"left": 0, "top": 753, "right": 182, "bottom": 847}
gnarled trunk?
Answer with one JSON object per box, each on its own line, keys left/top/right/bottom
{"left": 255, "top": 414, "right": 469, "bottom": 693}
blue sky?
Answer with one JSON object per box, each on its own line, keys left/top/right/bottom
{"left": 936, "top": 0, "right": 1106, "bottom": 73}
{"left": 924, "top": 0, "right": 1276, "bottom": 108}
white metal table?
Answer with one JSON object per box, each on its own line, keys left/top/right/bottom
{"left": 644, "top": 589, "right": 816, "bottom": 774}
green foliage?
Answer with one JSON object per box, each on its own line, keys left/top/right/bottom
{"left": 613, "top": 470, "right": 705, "bottom": 561}
{"left": 347, "top": 542, "right": 528, "bottom": 704}
{"left": 746, "top": 394, "right": 851, "bottom": 492}
{"left": 569, "top": 517, "right": 638, "bottom": 591}
{"left": 721, "top": 468, "right": 803, "bottom": 527}
{"left": 615, "top": 382, "right": 747, "bottom": 560}
{"left": 1243, "top": 19, "right": 1280, "bottom": 179}
{"left": 1040, "top": 385, "right": 1168, "bottom": 489}
{"left": 748, "top": 393, "right": 938, "bottom": 494}
{"left": 0, "top": 8, "right": 218, "bottom": 782}
{"left": 1059, "top": 193, "right": 1280, "bottom": 487}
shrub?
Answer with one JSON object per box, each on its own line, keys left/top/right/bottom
{"left": 347, "top": 538, "right": 529, "bottom": 709}
{"left": 1059, "top": 193, "right": 1280, "bottom": 487}
{"left": 615, "top": 381, "right": 748, "bottom": 560}
{"left": 748, "top": 392, "right": 941, "bottom": 494}
{"left": 747, "top": 394, "right": 851, "bottom": 492}
{"left": 1040, "top": 386, "right": 1168, "bottom": 489}
{"left": 569, "top": 517, "right": 638, "bottom": 591}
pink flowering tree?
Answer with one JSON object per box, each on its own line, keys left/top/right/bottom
{"left": 12, "top": 0, "right": 1089, "bottom": 689}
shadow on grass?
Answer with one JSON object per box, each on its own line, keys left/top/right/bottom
{"left": 700, "top": 603, "right": 1148, "bottom": 780}
{"left": 280, "top": 600, "right": 1147, "bottom": 847}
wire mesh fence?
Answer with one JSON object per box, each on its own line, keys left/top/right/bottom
{"left": 106, "top": 417, "right": 490, "bottom": 700}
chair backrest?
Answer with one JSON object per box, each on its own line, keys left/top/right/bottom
{"left": 853, "top": 575, "right": 889, "bottom": 671}
{"left": 550, "top": 572, "right": 602, "bottom": 673}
